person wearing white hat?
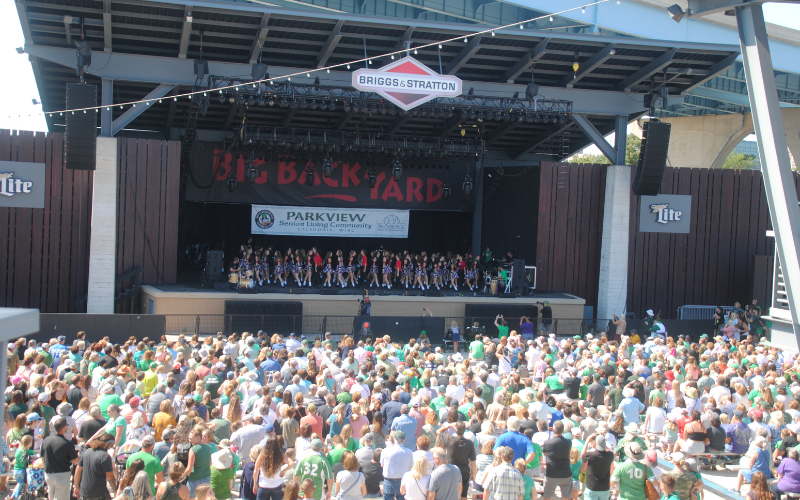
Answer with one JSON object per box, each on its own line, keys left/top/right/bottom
{"left": 210, "top": 447, "right": 235, "bottom": 500}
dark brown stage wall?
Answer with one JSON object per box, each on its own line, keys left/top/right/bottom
{"left": 536, "top": 162, "right": 793, "bottom": 319}
{"left": 0, "top": 130, "right": 180, "bottom": 313}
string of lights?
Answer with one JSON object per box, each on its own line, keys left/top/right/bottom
{"left": 29, "top": 0, "right": 615, "bottom": 118}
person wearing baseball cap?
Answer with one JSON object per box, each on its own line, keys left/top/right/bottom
{"left": 611, "top": 441, "right": 655, "bottom": 500}
{"left": 126, "top": 434, "right": 164, "bottom": 493}
{"left": 294, "top": 438, "right": 333, "bottom": 500}
{"left": 580, "top": 432, "right": 614, "bottom": 500}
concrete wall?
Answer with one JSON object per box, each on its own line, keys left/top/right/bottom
{"left": 648, "top": 108, "right": 800, "bottom": 169}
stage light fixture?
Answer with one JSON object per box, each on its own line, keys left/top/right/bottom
{"left": 289, "top": 100, "right": 298, "bottom": 109}
{"left": 389, "top": 107, "right": 397, "bottom": 116}
{"left": 247, "top": 162, "right": 258, "bottom": 183}
{"left": 227, "top": 172, "right": 237, "bottom": 192}
{"left": 468, "top": 88, "right": 474, "bottom": 96}
{"left": 391, "top": 159, "right": 403, "bottom": 181}
{"left": 535, "top": 114, "right": 541, "bottom": 123}
{"left": 667, "top": 4, "right": 685, "bottom": 22}
{"left": 543, "top": 115, "right": 550, "bottom": 123}
{"left": 468, "top": 109, "right": 476, "bottom": 120}
{"left": 218, "top": 94, "right": 226, "bottom": 104}
{"left": 268, "top": 97, "right": 276, "bottom": 107}
{"left": 251, "top": 63, "right": 269, "bottom": 81}
{"left": 280, "top": 98, "right": 289, "bottom": 108}
{"left": 257, "top": 96, "right": 266, "bottom": 106}
{"left": 247, "top": 96, "right": 255, "bottom": 106}
{"left": 229, "top": 97, "right": 235, "bottom": 104}
{"left": 343, "top": 101, "right": 351, "bottom": 113}
{"left": 300, "top": 99, "right": 308, "bottom": 110}
{"left": 477, "top": 111, "right": 484, "bottom": 122}
{"left": 525, "top": 83, "right": 540, "bottom": 99}
{"left": 442, "top": 184, "right": 451, "bottom": 200}
{"left": 462, "top": 175, "right": 474, "bottom": 195}
{"left": 310, "top": 100, "right": 318, "bottom": 110}
{"left": 503, "top": 113, "right": 511, "bottom": 122}
{"left": 322, "top": 157, "right": 333, "bottom": 177}
{"left": 305, "top": 167, "right": 316, "bottom": 186}
{"left": 460, "top": 109, "right": 468, "bottom": 119}
{"left": 368, "top": 169, "right": 377, "bottom": 188}
{"left": 485, "top": 111, "right": 494, "bottom": 121}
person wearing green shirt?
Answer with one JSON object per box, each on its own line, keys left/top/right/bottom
{"left": 544, "top": 369, "right": 564, "bottom": 392}
{"left": 495, "top": 315, "right": 509, "bottom": 338}
{"left": 210, "top": 408, "right": 231, "bottom": 443}
{"left": 470, "top": 338, "right": 485, "bottom": 360}
{"left": 327, "top": 435, "right": 347, "bottom": 466}
{"left": 182, "top": 430, "right": 213, "bottom": 499}
{"left": 204, "top": 366, "right": 224, "bottom": 400}
{"left": 38, "top": 347, "right": 53, "bottom": 368}
{"left": 611, "top": 443, "right": 655, "bottom": 500}
{"left": 97, "top": 386, "right": 123, "bottom": 420}
{"left": 105, "top": 404, "right": 127, "bottom": 448}
{"left": 126, "top": 436, "right": 164, "bottom": 493}
{"left": 295, "top": 439, "right": 333, "bottom": 500}
{"left": 209, "top": 448, "right": 235, "bottom": 500}
{"left": 477, "top": 377, "right": 494, "bottom": 406}
{"left": 430, "top": 389, "right": 447, "bottom": 412}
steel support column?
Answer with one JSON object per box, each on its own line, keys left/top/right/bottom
{"left": 572, "top": 113, "right": 617, "bottom": 163}
{"left": 736, "top": 3, "right": 800, "bottom": 341}
{"left": 100, "top": 79, "right": 113, "bottom": 137}
{"left": 471, "top": 159, "right": 483, "bottom": 258}
{"left": 614, "top": 115, "right": 627, "bottom": 165}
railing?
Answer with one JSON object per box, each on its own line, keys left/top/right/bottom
{"left": 677, "top": 305, "right": 734, "bottom": 320}
{"left": 73, "top": 266, "right": 144, "bottom": 311}
{"left": 163, "top": 314, "right": 704, "bottom": 340}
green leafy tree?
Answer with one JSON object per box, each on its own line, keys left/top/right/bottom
{"left": 625, "top": 133, "right": 641, "bottom": 166}
{"left": 722, "top": 152, "right": 758, "bottom": 170}
{"left": 570, "top": 153, "right": 610, "bottom": 165}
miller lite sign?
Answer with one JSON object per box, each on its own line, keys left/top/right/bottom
{"left": 638, "top": 194, "right": 691, "bottom": 234}
{"left": 0, "top": 161, "right": 45, "bottom": 209}
{"left": 352, "top": 57, "right": 462, "bottom": 111}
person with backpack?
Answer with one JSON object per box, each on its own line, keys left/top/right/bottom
{"left": 157, "top": 462, "right": 190, "bottom": 500}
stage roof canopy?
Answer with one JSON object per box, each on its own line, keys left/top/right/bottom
{"left": 18, "top": 0, "right": 742, "bottom": 160}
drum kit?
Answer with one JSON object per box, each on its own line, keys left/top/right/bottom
{"left": 229, "top": 268, "right": 255, "bottom": 289}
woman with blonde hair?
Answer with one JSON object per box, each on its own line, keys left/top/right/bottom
{"left": 225, "top": 394, "right": 242, "bottom": 425}
{"left": 127, "top": 411, "right": 151, "bottom": 442}
{"left": 400, "top": 455, "right": 430, "bottom": 500}
{"left": 333, "top": 451, "right": 365, "bottom": 500}
{"left": 340, "top": 424, "right": 355, "bottom": 451}
{"left": 153, "top": 400, "right": 176, "bottom": 442}
{"left": 156, "top": 462, "right": 190, "bottom": 500}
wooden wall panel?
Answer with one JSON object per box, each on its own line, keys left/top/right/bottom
{"left": 535, "top": 162, "right": 606, "bottom": 310}
{"left": 626, "top": 167, "right": 779, "bottom": 319}
{"left": 0, "top": 130, "right": 92, "bottom": 313}
{"left": 1, "top": 130, "right": 180, "bottom": 313}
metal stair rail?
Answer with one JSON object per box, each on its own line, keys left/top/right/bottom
{"left": 73, "top": 266, "right": 144, "bottom": 311}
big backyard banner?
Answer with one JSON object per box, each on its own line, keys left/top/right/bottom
{"left": 186, "top": 144, "right": 473, "bottom": 211}
{"left": 251, "top": 205, "right": 410, "bottom": 238}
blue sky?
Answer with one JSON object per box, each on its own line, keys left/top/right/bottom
{"left": 1, "top": 2, "right": 798, "bottom": 134}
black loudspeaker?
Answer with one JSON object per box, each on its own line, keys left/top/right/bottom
{"left": 500, "top": 292, "right": 516, "bottom": 298}
{"left": 213, "top": 281, "right": 230, "bottom": 291}
{"left": 425, "top": 289, "right": 442, "bottom": 297}
{"left": 238, "top": 287, "right": 257, "bottom": 294}
{"left": 65, "top": 83, "right": 97, "bottom": 170}
{"left": 204, "top": 251, "right": 224, "bottom": 277}
{"left": 632, "top": 121, "right": 671, "bottom": 196}
{"left": 320, "top": 289, "right": 339, "bottom": 295}
{"left": 511, "top": 259, "right": 526, "bottom": 293}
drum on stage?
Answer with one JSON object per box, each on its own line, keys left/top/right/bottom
{"left": 490, "top": 279, "right": 499, "bottom": 294}
{"left": 229, "top": 273, "right": 240, "bottom": 284}
{"left": 245, "top": 270, "right": 254, "bottom": 279}
{"left": 240, "top": 278, "right": 254, "bottom": 288}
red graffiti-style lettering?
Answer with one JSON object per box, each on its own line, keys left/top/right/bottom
{"left": 343, "top": 162, "right": 361, "bottom": 187}
{"left": 236, "top": 155, "right": 245, "bottom": 183}
{"left": 278, "top": 161, "right": 298, "bottom": 184}
{"left": 406, "top": 177, "right": 423, "bottom": 202}
{"left": 370, "top": 172, "right": 386, "bottom": 199}
{"left": 382, "top": 178, "right": 404, "bottom": 202}
{"left": 214, "top": 153, "right": 232, "bottom": 180}
{"left": 426, "top": 178, "right": 443, "bottom": 202}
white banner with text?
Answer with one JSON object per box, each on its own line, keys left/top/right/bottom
{"left": 251, "top": 205, "right": 410, "bottom": 238}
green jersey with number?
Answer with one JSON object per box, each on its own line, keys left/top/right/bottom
{"left": 611, "top": 460, "right": 655, "bottom": 500}
{"left": 295, "top": 452, "right": 333, "bottom": 500}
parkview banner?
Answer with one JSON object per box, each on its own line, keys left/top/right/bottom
{"left": 251, "top": 205, "right": 410, "bottom": 238}
{"left": 186, "top": 144, "right": 472, "bottom": 211}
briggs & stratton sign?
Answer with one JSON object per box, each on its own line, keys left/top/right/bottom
{"left": 352, "top": 57, "right": 462, "bottom": 110}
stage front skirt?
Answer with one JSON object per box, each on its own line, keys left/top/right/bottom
{"left": 251, "top": 204, "right": 410, "bottom": 238}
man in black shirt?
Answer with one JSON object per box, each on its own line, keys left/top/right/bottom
{"left": 438, "top": 422, "right": 476, "bottom": 500}
{"left": 77, "top": 406, "right": 106, "bottom": 444}
{"left": 580, "top": 434, "right": 614, "bottom": 497}
{"left": 563, "top": 370, "right": 581, "bottom": 400}
{"left": 362, "top": 448, "right": 384, "bottom": 496}
{"left": 777, "top": 427, "right": 799, "bottom": 459}
{"left": 74, "top": 432, "right": 116, "bottom": 500}
{"left": 706, "top": 415, "right": 727, "bottom": 452}
{"left": 97, "top": 346, "right": 118, "bottom": 369}
{"left": 542, "top": 421, "right": 572, "bottom": 500}
{"left": 42, "top": 417, "right": 79, "bottom": 500}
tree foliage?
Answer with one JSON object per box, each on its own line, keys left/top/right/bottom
{"left": 722, "top": 152, "right": 758, "bottom": 170}
{"left": 569, "top": 134, "right": 642, "bottom": 166}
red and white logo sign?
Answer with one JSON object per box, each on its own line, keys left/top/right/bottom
{"left": 352, "top": 57, "right": 463, "bottom": 111}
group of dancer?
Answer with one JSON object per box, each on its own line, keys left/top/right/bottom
{"left": 227, "top": 243, "right": 495, "bottom": 291}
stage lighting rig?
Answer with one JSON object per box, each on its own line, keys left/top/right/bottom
{"left": 322, "top": 157, "right": 334, "bottom": 177}
{"left": 462, "top": 175, "right": 474, "bottom": 195}
{"left": 391, "top": 159, "right": 403, "bottom": 182}
{"left": 367, "top": 169, "right": 377, "bottom": 188}
{"left": 442, "top": 184, "right": 451, "bottom": 200}
{"left": 246, "top": 161, "right": 259, "bottom": 183}
{"left": 305, "top": 166, "right": 316, "bottom": 186}
{"left": 227, "top": 172, "right": 237, "bottom": 192}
